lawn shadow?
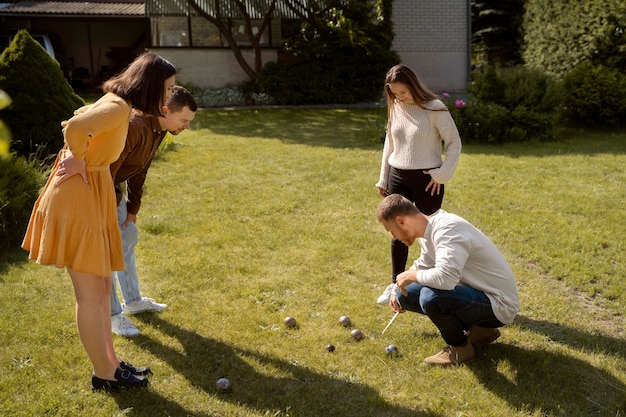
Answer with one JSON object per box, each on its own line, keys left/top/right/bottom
{"left": 0, "top": 245, "right": 31, "bottom": 277}
{"left": 191, "top": 109, "right": 626, "bottom": 156}
{"left": 191, "top": 107, "right": 386, "bottom": 150}
{"left": 119, "top": 315, "right": 440, "bottom": 417}
{"left": 467, "top": 317, "right": 626, "bottom": 416}
{"left": 515, "top": 315, "right": 626, "bottom": 360}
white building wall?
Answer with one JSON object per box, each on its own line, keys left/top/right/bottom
{"left": 152, "top": 0, "right": 470, "bottom": 93}
{"left": 392, "top": 0, "right": 470, "bottom": 93}
{"left": 149, "top": 48, "right": 278, "bottom": 89}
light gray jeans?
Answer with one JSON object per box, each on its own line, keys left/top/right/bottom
{"left": 110, "top": 198, "right": 142, "bottom": 316}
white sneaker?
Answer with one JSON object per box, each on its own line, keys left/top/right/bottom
{"left": 122, "top": 297, "right": 168, "bottom": 315}
{"left": 377, "top": 283, "right": 396, "bottom": 305}
{"left": 111, "top": 314, "right": 140, "bottom": 337}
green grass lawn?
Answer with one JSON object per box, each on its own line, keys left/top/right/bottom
{"left": 1, "top": 108, "right": 624, "bottom": 416}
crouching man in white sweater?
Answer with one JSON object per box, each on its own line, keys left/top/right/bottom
{"left": 377, "top": 194, "right": 520, "bottom": 366}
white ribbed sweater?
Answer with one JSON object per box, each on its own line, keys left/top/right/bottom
{"left": 376, "top": 99, "right": 462, "bottom": 189}
{"left": 413, "top": 210, "right": 520, "bottom": 324}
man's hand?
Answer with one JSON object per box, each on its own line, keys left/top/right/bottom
{"left": 55, "top": 154, "right": 87, "bottom": 185}
{"left": 389, "top": 270, "right": 418, "bottom": 312}
{"left": 122, "top": 213, "right": 137, "bottom": 228}
{"left": 395, "top": 270, "right": 418, "bottom": 295}
{"left": 389, "top": 289, "right": 405, "bottom": 313}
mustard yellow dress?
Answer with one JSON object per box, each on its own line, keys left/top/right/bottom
{"left": 22, "top": 93, "right": 131, "bottom": 276}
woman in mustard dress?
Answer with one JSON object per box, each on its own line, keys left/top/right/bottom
{"left": 22, "top": 52, "right": 176, "bottom": 391}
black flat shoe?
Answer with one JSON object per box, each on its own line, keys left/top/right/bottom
{"left": 120, "top": 361, "right": 153, "bottom": 376}
{"left": 91, "top": 368, "right": 149, "bottom": 392}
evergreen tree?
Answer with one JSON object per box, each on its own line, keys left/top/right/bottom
{"left": 472, "top": 0, "right": 524, "bottom": 67}
{"left": 0, "top": 29, "right": 84, "bottom": 159}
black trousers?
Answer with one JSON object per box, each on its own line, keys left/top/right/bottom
{"left": 387, "top": 166, "right": 444, "bottom": 281}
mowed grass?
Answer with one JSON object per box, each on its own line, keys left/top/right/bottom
{"left": 1, "top": 108, "right": 624, "bottom": 417}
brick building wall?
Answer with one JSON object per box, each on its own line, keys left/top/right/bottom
{"left": 392, "top": 0, "right": 469, "bottom": 93}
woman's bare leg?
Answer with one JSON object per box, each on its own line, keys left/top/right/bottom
{"left": 102, "top": 276, "right": 120, "bottom": 367}
{"left": 68, "top": 267, "right": 118, "bottom": 380}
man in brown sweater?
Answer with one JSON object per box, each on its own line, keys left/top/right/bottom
{"left": 110, "top": 86, "right": 197, "bottom": 336}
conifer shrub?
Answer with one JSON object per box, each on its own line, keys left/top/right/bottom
{"left": 0, "top": 29, "right": 84, "bottom": 159}
{"left": 0, "top": 155, "right": 46, "bottom": 250}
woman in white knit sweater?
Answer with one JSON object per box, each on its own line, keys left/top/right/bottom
{"left": 375, "top": 64, "right": 462, "bottom": 305}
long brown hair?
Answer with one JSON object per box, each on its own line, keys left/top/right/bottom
{"left": 384, "top": 64, "right": 446, "bottom": 130}
{"left": 102, "top": 52, "right": 176, "bottom": 117}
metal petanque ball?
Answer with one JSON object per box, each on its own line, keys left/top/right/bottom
{"left": 284, "top": 316, "right": 297, "bottom": 328}
{"left": 216, "top": 377, "right": 232, "bottom": 393}
{"left": 385, "top": 344, "right": 399, "bottom": 356}
{"left": 350, "top": 329, "right": 364, "bottom": 341}
{"left": 339, "top": 315, "right": 352, "bottom": 327}
{"left": 326, "top": 344, "right": 336, "bottom": 352}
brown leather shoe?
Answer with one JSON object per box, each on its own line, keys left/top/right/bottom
{"left": 423, "top": 343, "right": 475, "bottom": 366}
{"left": 468, "top": 326, "right": 500, "bottom": 347}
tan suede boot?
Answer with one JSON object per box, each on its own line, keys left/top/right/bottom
{"left": 468, "top": 326, "right": 501, "bottom": 347}
{"left": 423, "top": 343, "right": 475, "bottom": 366}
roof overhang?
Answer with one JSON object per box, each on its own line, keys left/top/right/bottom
{"left": 0, "top": 1, "right": 144, "bottom": 17}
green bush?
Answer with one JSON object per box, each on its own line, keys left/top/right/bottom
{"left": 523, "top": 0, "right": 623, "bottom": 78}
{"left": 0, "top": 156, "right": 46, "bottom": 249}
{"left": 470, "top": 66, "right": 561, "bottom": 113}
{"left": 449, "top": 101, "right": 510, "bottom": 144}
{"left": 0, "top": 30, "right": 84, "bottom": 159}
{"left": 257, "top": 0, "right": 398, "bottom": 105}
{"left": 562, "top": 61, "right": 626, "bottom": 127}
{"left": 450, "top": 66, "right": 561, "bottom": 143}
{"left": 259, "top": 60, "right": 337, "bottom": 105}
{"left": 591, "top": 11, "right": 626, "bottom": 70}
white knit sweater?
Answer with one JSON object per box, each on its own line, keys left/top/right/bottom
{"left": 376, "top": 99, "right": 462, "bottom": 189}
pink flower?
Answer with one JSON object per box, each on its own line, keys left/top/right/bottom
{"left": 442, "top": 92, "right": 450, "bottom": 98}
{"left": 455, "top": 99, "right": 466, "bottom": 108}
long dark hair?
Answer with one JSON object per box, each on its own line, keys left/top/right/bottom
{"left": 102, "top": 52, "right": 176, "bottom": 117}
{"left": 384, "top": 64, "right": 446, "bottom": 130}
{"left": 384, "top": 64, "right": 439, "bottom": 107}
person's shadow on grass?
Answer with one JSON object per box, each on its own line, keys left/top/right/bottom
{"left": 467, "top": 316, "right": 626, "bottom": 416}
{"left": 116, "top": 315, "right": 439, "bottom": 417}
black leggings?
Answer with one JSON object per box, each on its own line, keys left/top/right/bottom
{"left": 388, "top": 167, "right": 444, "bottom": 281}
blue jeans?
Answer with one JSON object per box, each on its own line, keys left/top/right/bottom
{"left": 396, "top": 283, "right": 504, "bottom": 346}
{"left": 110, "top": 199, "right": 142, "bottom": 316}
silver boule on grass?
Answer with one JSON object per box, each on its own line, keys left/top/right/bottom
{"left": 339, "top": 315, "right": 352, "bottom": 327}
{"left": 385, "top": 344, "right": 399, "bottom": 356}
{"left": 283, "top": 316, "right": 297, "bottom": 328}
{"left": 350, "top": 329, "right": 364, "bottom": 341}
{"left": 216, "top": 377, "right": 232, "bottom": 393}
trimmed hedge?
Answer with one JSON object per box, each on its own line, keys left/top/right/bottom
{"left": 523, "top": 0, "right": 625, "bottom": 78}
{"left": 0, "top": 29, "right": 84, "bottom": 159}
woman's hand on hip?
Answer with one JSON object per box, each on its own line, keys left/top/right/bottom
{"left": 423, "top": 171, "right": 441, "bottom": 196}
{"left": 55, "top": 154, "right": 87, "bottom": 185}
